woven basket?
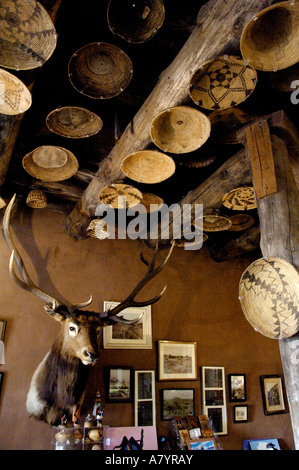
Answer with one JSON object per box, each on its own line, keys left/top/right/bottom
{"left": 68, "top": 42, "right": 133, "bottom": 99}
{"left": 209, "top": 108, "right": 255, "bottom": 144}
{"left": 189, "top": 55, "right": 257, "bottom": 110}
{"left": 0, "top": 68, "right": 32, "bottom": 115}
{"left": 228, "top": 214, "right": 255, "bottom": 231}
{"left": 201, "top": 214, "right": 232, "bottom": 232}
{"left": 222, "top": 187, "right": 257, "bottom": 211}
{"left": 107, "top": 0, "right": 165, "bottom": 43}
{"left": 98, "top": 184, "right": 143, "bottom": 209}
{"left": 150, "top": 106, "right": 211, "bottom": 154}
{"left": 239, "top": 257, "right": 299, "bottom": 339}
{"left": 22, "top": 145, "right": 79, "bottom": 182}
{"left": 0, "top": 0, "right": 57, "bottom": 70}
{"left": 240, "top": 1, "right": 299, "bottom": 72}
{"left": 26, "top": 190, "right": 47, "bottom": 208}
{"left": 141, "top": 193, "right": 164, "bottom": 212}
{"left": 87, "top": 219, "right": 109, "bottom": 240}
{"left": 121, "top": 150, "right": 175, "bottom": 184}
{"left": 46, "top": 106, "right": 103, "bottom": 139}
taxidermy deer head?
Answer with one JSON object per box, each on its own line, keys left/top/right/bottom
{"left": 3, "top": 195, "right": 174, "bottom": 426}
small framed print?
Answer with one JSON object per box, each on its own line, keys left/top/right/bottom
{"left": 134, "top": 370, "right": 156, "bottom": 426}
{"left": 228, "top": 374, "right": 246, "bottom": 402}
{"left": 233, "top": 405, "right": 248, "bottom": 423}
{"left": 201, "top": 366, "right": 227, "bottom": 435}
{"left": 0, "top": 320, "right": 7, "bottom": 342}
{"left": 187, "top": 438, "right": 217, "bottom": 450}
{"left": 158, "top": 341, "right": 198, "bottom": 381}
{"left": 105, "top": 367, "right": 133, "bottom": 403}
{"left": 260, "top": 375, "right": 287, "bottom": 415}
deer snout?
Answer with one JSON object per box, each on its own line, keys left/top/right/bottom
{"left": 83, "top": 349, "right": 99, "bottom": 365}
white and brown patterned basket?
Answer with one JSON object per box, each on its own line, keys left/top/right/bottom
{"left": 98, "top": 183, "right": 143, "bottom": 209}
{"left": 150, "top": 106, "right": 211, "bottom": 154}
{"left": 121, "top": 150, "right": 175, "bottom": 184}
{"left": 107, "top": 0, "right": 165, "bottom": 44}
{"left": 26, "top": 190, "right": 47, "bottom": 208}
{"left": 240, "top": 1, "right": 299, "bottom": 72}
{"left": 239, "top": 257, "right": 299, "bottom": 339}
{"left": 189, "top": 55, "right": 257, "bottom": 111}
{"left": 200, "top": 214, "right": 232, "bottom": 232}
{"left": 0, "top": 0, "right": 57, "bottom": 70}
{"left": 222, "top": 187, "right": 257, "bottom": 211}
{"left": 0, "top": 68, "right": 32, "bottom": 115}
{"left": 87, "top": 219, "right": 110, "bottom": 239}
{"left": 68, "top": 42, "right": 133, "bottom": 99}
{"left": 46, "top": 106, "right": 103, "bottom": 139}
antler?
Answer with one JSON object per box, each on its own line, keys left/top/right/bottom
{"left": 98, "top": 241, "right": 175, "bottom": 323}
{"left": 2, "top": 195, "right": 92, "bottom": 312}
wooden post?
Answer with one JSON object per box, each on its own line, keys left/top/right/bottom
{"left": 65, "top": 0, "right": 273, "bottom": 239}
{"left": 257, "top": 135, "right": 299, "bottom": 449}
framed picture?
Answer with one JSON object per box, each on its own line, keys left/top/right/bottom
{"left": 158, "top": 341, "right": 198, "bottom": 381}
{"left": 134, "top": 370, "right": 156, "bottom": 426}
{"left": 0, "top": 372, "right": 4, "bottom": 398}
{"left": 161, "top": 389, "right": 195, "bottom": 420}
{"left": 248, "top": 438, "right": 280, "bottom": 450}
{"left": 233, "top": 405, "right": 248, "bottom": 423}
{"left": 103, "top": 302, "right": 152, "bottom": 349}
{"left": 187, "top": 438, "right": 217, "bottom": 450}
{"left": 201, "top": 366, "right": 227, "bottom": 435}
{"left": 0, "top": 320, "right": 7, "bottom": 342}
{"left": 228, "top": 374, "right": 246, "bottom": 402}
{"left": 105, "top": 367, "right": 133, "bottom": 403}
{"left": 260, "top": 375, "right": 287, "bottom": 415}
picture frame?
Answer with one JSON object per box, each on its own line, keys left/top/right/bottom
{"left": 248, "top": 438, "right": 280, "bottom": 450}
{"left": 201, "top": 366, "right": 227, "bottom": 435}
{"left": 187, "top": 438, "right": 217, "bottom": 450}
{"left": 158, "top": 341, "right": 198, "bottom": 381}
{"left": 0, "top": 320, "right": 7, "bottom": 342}
{"left": 0, "top": 372, "right": 4, "bottom": 398}
{"left": 228, "top": 374, "right": 247, "bottom": 402}
{"left": 260, "top": 375, "right": 287, "bottom": 415}
{"left": 103, "top": 302, "right": 152, "bottom": 349}
{"left": 134, "top": 370, "right": 156, "bottom": 426}
{"left": 233, "top": 404, "right": 248, "bottom": 423}
{"left": 161, "top": 389, "right": 195, "bottom": 420}
{"left": 105, "top": 367, "right": 133, "bottom": 403}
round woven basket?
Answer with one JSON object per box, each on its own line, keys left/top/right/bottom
{"left": 150, "top": 106, "right": 211, "bottom": 154}
{"left": 0, "top": 0, "right": 57, "bottom": 70}
{"left": 46, "top": 106, "right": 103, "bottom": 139}
{"left": 107, "top": 0, "right": 165, "bottom": 43}
{"left": 201, "top": 214, "right": 232, "bottom": 232}
{"left": 240, "top": 1, "right": 299, "bottom": 72}
{"left": 189, "top": 55, "right": 257, "bottom": 110}
{"left": 87, "top": 219, "right": 109, "bottom": 240}
{"left": 209, "top": 108, "right": 255, "bottom": 144}
{"left": 68, "top": 42, "right": 133, "bottom": 99}
{"left": 22, "top": 145, "right": 79, "bottom": 182}
{"left": 228, "top": 214, "right": 255, "bottom": 231}
{"left": 141, "top": 193, "right": 164, "bottom": 212}
{"left": 239, "top": 257, "right": 299, "bottom": 339}
{"left": 121, "top": 150, "right": 175, "bottom": 184}
{"left": 26, "top": 190, "right": 47, "bottom": 208}
{"left": 222, "top": 187, "right": 257, "bottom": 211}
{"left": 98, "top": 184, "right": 143, "bottom": 209}
{"left": 0, "top": 68, "right": 32, "bottom": 115}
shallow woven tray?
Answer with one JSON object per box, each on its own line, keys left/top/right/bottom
{"left": 46, "top": 106, "right": 103, "bottom": 138}
{"left": 0, "top": 68, "right": 32, "bottom": 115}
{"left": 121, "top": 150, "right": 175, "bottom": 184}
{"left": 98, "top": 184, "right": 143, "bottom": 209}
{"left": 222, "top": 187, "right": 257, "bottom": 211}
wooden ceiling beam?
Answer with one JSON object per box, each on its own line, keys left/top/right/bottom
{"left": 65, "top": 0, "right": 273, "bottom": 240}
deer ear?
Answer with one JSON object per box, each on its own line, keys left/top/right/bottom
{"left": 44, "top": 305, "right": 65, "bottom": 322}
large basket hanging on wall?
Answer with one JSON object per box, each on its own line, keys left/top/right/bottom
{"left": 107, "top": 0, "right": 165, "bottom": 43}
{"left": 150, "top": 106, "right": 211, "bottom": 154}
{"left": 22, "top": 145, "right": 79, "bottom": 182}
{"left": 46, "top": 106, "right": 103, "bottom": 139}
{"left": 0, "top": 68, "right": 32, "bottom": 115}
{"left": 222, "top": 187, "right": 257, "bottom": 211}
{"left": 68, "top": 42, "right": 133, "bottom": 99}
{"left": 240, "top": 1, "right": 299, "bottom": 72}
{"left": 121, "top": 150, "right": 176, "bottom": 184}
{"left": 0, "top": 0, "right": 57, "bottom": 70}
{"left": 189, "top": 55, "right": 257, "bottom": 111}
{"left": 239, "top": 257, "right": 299, "bottom": 339}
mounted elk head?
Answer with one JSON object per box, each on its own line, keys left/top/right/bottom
{"left": 3, "top": 195, "right": 174, "bottom": 426}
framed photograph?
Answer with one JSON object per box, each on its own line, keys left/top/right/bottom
{"left": 158, "top": 341, "right": 198, "bottom": 381}
{"left": 248, "top": 438, "right": 280, "bottom": 450}
{"left": 260, "top": 375, "right": 287, "bottom": 415}
{"left": 103, "top": 302, "right": 152, "bottom": 349}
{"left": 201, "top": 366, "right": 227, "bottom": 435}
{"left": 233, "top": 405, "right": 248, "bottom": 423}
{"left": 228, "top": 374, "right": 246, "bottom": 402}
{"left": 0, "top": 320, "right": 7, "bottom": 342}
{"left": 105, "top": 367, "right": 133, "bottom": 403}
{"left": 187, "top": 438, "right": 217, "bottom": 450}
{"left": 161, "top": 389, "right": 195, "bottom": 420}
{"left": 134, "top": 370, "right": 156, "bottom": 426}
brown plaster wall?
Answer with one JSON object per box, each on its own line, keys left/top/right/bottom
{"left": 0, "top": 207, "right": 294, "bottom": 450}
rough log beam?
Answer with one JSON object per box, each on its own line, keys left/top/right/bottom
{"left": 208, "top": 226, "right": 260, "bottom": 262}
{"left": 257, "top": 135, "right": 299, "bottom": 449}
{"left": 65, "top": 0, "right": 273, "bottom": 240}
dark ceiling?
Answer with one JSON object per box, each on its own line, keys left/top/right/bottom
{"left": 1, "top": 0, "right": 298, "bottom": 251}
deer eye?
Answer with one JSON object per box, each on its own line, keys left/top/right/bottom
{"left": 69, "top": 323, "right": 78, "bottom": 336}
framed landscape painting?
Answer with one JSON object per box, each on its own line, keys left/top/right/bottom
{"left": 158, "top": 341, "right": 197, "bottom": 381}
{"left": 161, "top": 389, "right": 195, "bottom": 420}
